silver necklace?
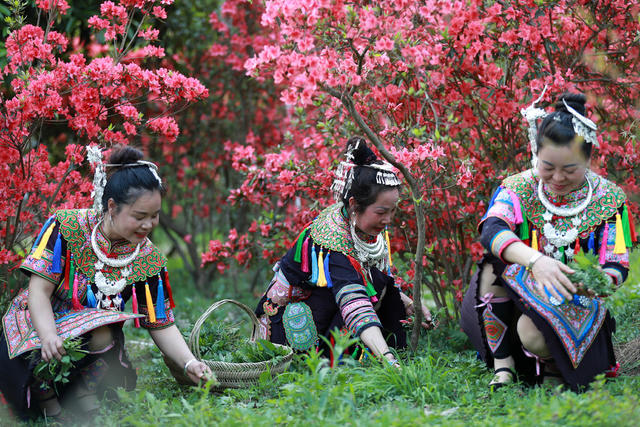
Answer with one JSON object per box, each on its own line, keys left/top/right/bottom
{"left": 90, "top": 220, "right": 140, "bottom": 309}
{"left": 350, "top": 219, "right": 388, "bottom": 270}
{"left": 538, "top": 177, "right": 592, "bottom": 259}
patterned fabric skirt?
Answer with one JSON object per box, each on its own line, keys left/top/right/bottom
{"left": 0, "top": 325, "right": 136, "bottom": 420}
{"left": 461, "top": 259, "right": 616, "bottom": 391}
{"left": 255, "top": 274, "right": 406, "bottom": 355}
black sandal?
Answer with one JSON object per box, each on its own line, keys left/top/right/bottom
{"left": 489, "top": 367, "right": 516, "bottom": 391}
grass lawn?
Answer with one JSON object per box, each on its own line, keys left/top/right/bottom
{"left": 3, "top": 293, "right": 638, "bottom": 427}
{"left": 2, "top": 250, "right": 639, "bottom": 426}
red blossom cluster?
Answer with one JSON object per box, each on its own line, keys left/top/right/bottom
{"left": 0, "top": 0, "right": 206, "bottom": 284}
{"left": 200, "top": 0, "right": 638, "bottom": 317}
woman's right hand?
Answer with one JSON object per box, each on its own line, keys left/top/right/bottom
{"left": 530, "top": 255, "right": 577, "bottom": 302}
{"left": 40, "top": 334, "right": 65, "bottom": 362}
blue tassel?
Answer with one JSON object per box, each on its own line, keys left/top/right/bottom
{"left": 310, "top": 245, "right": 318, "bottom": 284}
{"left": 155, "top": 276, "right": 166, "bottom": 320}
{"left": 51, "top": 233, "right": 62, "bottom": 274}
{"left": 324, "top": 251, "right": 333, "bottom": 288}
{"left": 481, "top": 186, "right": 503, "bottom": 221}
{"left": 588, "top": 232, "right": 595, "bottom": 254}
{"left": 120, "top": 293, "right": 125, "bottom": 312}
{"left": 85, "top": 284, "right": 97, "bottom": 308}
{"left": 32, "top": 215, "right": 56, "bottom": 251}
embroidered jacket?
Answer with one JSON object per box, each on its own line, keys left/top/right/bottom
{"left": 20, "top": 209, "right": 175, "bottom": 329}
{"left": 480, "top": 169, "right": 633, "bottom": 285}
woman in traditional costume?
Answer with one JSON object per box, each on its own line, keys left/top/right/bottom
{"left": 0, "top": 146, "right": 211, "bottom": 420}
{"left": 461, "top": 92, "right": 635, "bottom": 391}
{"left": 255, "top": 137, "right": 432, "bottom": 365}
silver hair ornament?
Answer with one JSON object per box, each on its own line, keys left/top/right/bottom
{"left": 87, "top": 145, "right": 106, "bottom": 212}
{"left": 520, "top": 85, "right": 549, "bottom": 168}
{"left": 562, "top": 99, "right": 599, "bottom": 147}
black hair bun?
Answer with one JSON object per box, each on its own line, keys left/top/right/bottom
{"left": 109, "top": 145, "right": 144, "bottom": 165}
{"left": 346, "top": 136, "right": 378, "bottom": 166}
{"left": 555, "top": 92, "right": 587, "bottom": 116}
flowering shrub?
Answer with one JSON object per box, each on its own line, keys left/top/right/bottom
{"left": 0, "top": 0, "right": 207, "bottom": 297}
{"left": 201, "top": 0, "right": 639, "bottom": 329}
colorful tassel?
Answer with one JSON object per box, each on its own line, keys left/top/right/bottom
{"left": 574, "top": 237, "right": 581, "bottom": 255}
{"left": 31, "top": 216, "right": 55, "bottom": 254}
{"left": 346, "top": 256, "right": 378, "bottom": 300}
{"left": 588, "top": 232, "right": 595, "bottom": 254}
{"left": 119, "top": 293, "right": 125, "bottom": 311}
{"left": 59, "top": 248, "right": 71, "bottom": 294}
{"left": 163, "top": 268, "right": 175, "bottom": 309}
{"left": 155, "top": 276, "right": 166, "bottom": 320}
{"left": 71, "top": 268, "right": 83, "bottom": 311}
{"left": 51, "top": 233, "right": 62, "bottom": 274}
{"left": 67, "top": 254, "right": 75, "bottom": 299}
{"left": 531, "top": 229, "right": 538, "bottom": 251}
{"left": 613, "top": 213, "right": 626, "bottom": 254}
{"left": 293, "top": 229, "right": 307, "bottom": 263}
{"left": 132, "top": 285, "right": 140, "bottom": 328}
{"left": 324, "top": 251, "right": 333, "bottom": 288}
{"left": 85, "top": 284, "right": 97, "bottom": 308}
{"left": 32, "top": 221, "right": 56, "bottom": 260}
{"left": 627, "top": 207, "right": 637, "bottom": 243}
{"left": 317, "top": 249, "right": 327, "bottom": 287}
{"left": 622, "top": 205, "right": 632, "bottom": 248}
{"left": 385, "top": 229, "right": 393, "bottom": 268}
{"left": 365, "top": 281, "right": 378, "bottom": 303}
{"left": 519, "top": 211, "right": 530, "bottom": 240}
{"left": 144, "top": 282, "right": 156, "bottom": 323}
{"left": 482, "top": 187, "right": 502, "bottom": 221}
{"left": 599, "top": 222, "right": 609, "bottom": 265}
{"left": 558, "top": 246, "right": 565, "bottom": 263}
{"left": 301, "top": 238, "right": 310, "bottom": 273}
{"left": 310, "top": 244, "right": 318, "bottom": 284}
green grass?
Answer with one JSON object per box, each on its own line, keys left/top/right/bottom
{"left": 2, "top": 251, "right": 639, "bottom": 426}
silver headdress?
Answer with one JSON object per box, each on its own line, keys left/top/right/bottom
{"left": 87, "top": 145, "right": 107, "bottom": 212}
{"left": 520, "top": 87, "right": 599, "bottom": 167}
{"left": 520, "top": 86, "right": 549, "bottom": 168}
{"left": 330, "top": 138, "right": 401, "bottom": 202}
{"left": 86, "top": 146, "right": 163, "bottom": 212}
{"left": 562, "top": 99, "right": 599, "bottom": 147}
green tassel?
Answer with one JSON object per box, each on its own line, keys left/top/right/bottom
{"left": 67, "top": 255, "right": 75, "bottom": 300}
{"left": 364, "top": 280, "right": 376, "bottom": 297}
{"left": 519, "top": 210, "right": 530, "bottom": 240}
{"left": 622, "top": 205, "right": 632, "bottom": 248}
{"left": 293, "top": 229, "right": 307, "bottom": 263}
{"left": 559, "top": 246, "right": 565, "bottom": 263}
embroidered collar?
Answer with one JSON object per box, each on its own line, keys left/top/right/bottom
{"left": 502, "top": 170, "right": 626, "bottom": 237}
{"left": 56, "top": 209, "right": 166, "bottom": 284}
{"left": 309, "top": 204, "right": 357, "bottom": 257}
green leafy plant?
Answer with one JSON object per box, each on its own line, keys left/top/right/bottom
{"left": 32, "top": 338, "right": 88, "bottom": 392}
{"left": 568, "top": 251, "right": 617, "bottom": 296}
{"left": 196, "top": 323, "right": 289, "bottom": 363}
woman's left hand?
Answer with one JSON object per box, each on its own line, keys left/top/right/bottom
{"left": 401, "top": 293, "right": 434, "bottom": 329}
{"left": 186, "top": 360, "right": 213, "bottom": 385}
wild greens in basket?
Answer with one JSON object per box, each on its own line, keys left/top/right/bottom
{"left": 567, "top": 251, "right": 617, "bottom": 296}
{"left": 196, "top": 322, "right": 289, "bottom": 363}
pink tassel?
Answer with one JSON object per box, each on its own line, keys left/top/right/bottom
{"left": 301, "top": 237, "right": 310, "bottom": 273}
{"left": 71, "top": 272, "right": 83, "bottom": 311}
{"left": 599, "top": 222, "right": 609, "bottom": 265}
{"left": 507, "top": 189, "right": 523, "bottom": 224}
{"left": 370, "top": 295, "right": 378, "bottom": 303}
{"left": 132, "top": 285, "right": 140, "bottom": 328}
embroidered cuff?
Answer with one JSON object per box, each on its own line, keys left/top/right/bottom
{"left": 20, "top": 249, "right": 63, "bottom": 285}
{"left": 489, "top": 230, "right": 520, "bottom": 261}
{"left": 139, "top": 302, "right": 175, "bottom": 329}
{"left": 603, "top": 267, "right": 624, "bottom": 287}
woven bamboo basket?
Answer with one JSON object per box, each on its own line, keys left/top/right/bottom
{"left": 167, "top": 299, "right": 293, "bottom": 391}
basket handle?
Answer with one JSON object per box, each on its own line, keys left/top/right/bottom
{"left": 188, "top": 299, "right": 260, "bottom": 360}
